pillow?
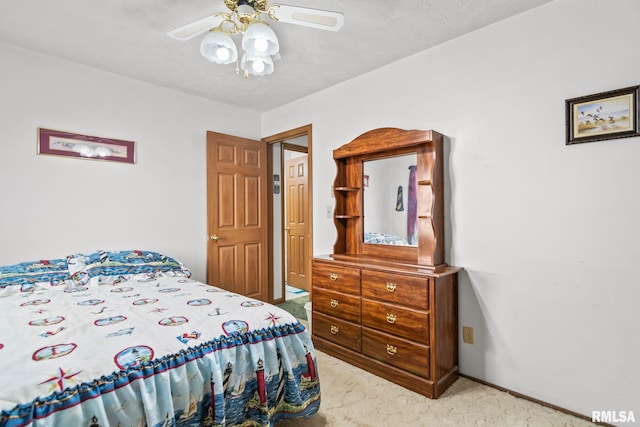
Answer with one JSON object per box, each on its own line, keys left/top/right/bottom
{"left": 68, "top": 250, "right": 191, "bottom": 285}
{"left": 0, "top": 258, "right": 71, "bottom": 290}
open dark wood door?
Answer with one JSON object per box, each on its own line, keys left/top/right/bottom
{"left": 206, "top": 131, "right": 268, "bottom": 302}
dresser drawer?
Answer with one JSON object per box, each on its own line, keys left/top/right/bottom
{"left": 362, "top": 327, "right": 430, "bottom": 379}
{"left": 312, "top": 260, "right": 361, "bottom": 294}
{"left": 361, "top": 299, "right": 429, "bottom": 343}
{"left": 362, "top": 270, "right": 429, "bottom": 310}
{"left": 313, "top": 311, "right": 361, "bottom": 352}
{"left": 314, "top": 287, "right": 361, "bottom": 323}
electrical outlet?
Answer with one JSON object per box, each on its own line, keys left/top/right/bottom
{"left": 326, "top": 206, "right": 333, "bottom": 218}
{"left": 462, "top": 326, "right": 475, "bottom": 344}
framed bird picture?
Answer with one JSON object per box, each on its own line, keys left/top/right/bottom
{"left": 566, "top": 85, "right": 640, "bottom": 145}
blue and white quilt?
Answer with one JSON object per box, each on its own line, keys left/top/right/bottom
{"left": 0, "top": 251, "right": 319, "bottom": 427}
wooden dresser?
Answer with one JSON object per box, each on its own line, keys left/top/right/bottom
{"left": 311, "top": 128, "right": 462, "bottom": 398}
{"left": 312, "top": 255, "right": 460, "bottom": 398}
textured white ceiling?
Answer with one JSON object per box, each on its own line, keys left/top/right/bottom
{"left": 0, "top": 0, "right": 554, "bottom": 112}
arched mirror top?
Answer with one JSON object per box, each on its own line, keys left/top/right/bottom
{"left": 333, "top": 128, "right": 442, "bottom": 159}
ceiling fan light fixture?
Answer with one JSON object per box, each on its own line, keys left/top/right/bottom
{"left": 242, "top": 22, "right": 279, "bottom": 57}
{"left": 216, "top": 46, "right": 231, "bottom": 61}
{"left": 170, "top": 1, "right": 343, "bottom": 77}
{"left": 254, "top": 38, "right": 269, "bottom": 52}
{"left": 200, "top": 29, "right": 238, "bottom": 64}
{"left": 241, "top": 53, "right": 274, "bottom": 76}
{"left": 252, "top": 59, "right": 265, "bottom": 73}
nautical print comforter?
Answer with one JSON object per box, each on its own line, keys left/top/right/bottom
{"left": 0, "top": 264, "right": 319, "bottom": 426}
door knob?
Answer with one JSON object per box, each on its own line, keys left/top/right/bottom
{"left": 210, "top": 235, "right": 219, "bottom": 242}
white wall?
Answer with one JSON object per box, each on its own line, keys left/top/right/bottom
{"left": 263, "top": 0, "right": 640, "bottom": 422}
{"left": 0, "top": 42, "right": 261, "bottom": 282}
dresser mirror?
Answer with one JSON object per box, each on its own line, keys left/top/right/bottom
{"left": 362, "top": 153, "right": 417, "bottom": 247}
{"left": 332, "top": 128, "right": 446, "bottom": 268}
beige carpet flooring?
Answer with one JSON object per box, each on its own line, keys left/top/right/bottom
{"left": 279, "top": 325, "right": 592, "bottom": 426}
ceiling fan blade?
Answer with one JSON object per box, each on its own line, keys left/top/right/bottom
{"left": 167, "top": 14, "right": 225, "bottom": 41}
{"left": 269, "top": 4, "right": 344, "bottom": 32}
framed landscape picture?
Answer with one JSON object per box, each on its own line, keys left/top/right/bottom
{"left": 565, "top": 85, "right": 640, "bottom": 145}
{"left": 38, "top": 128, "right": 135, "bottom": 163}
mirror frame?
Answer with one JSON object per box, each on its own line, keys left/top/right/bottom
{"left": 332, "top": 128, "right": 446, "bottom": 269}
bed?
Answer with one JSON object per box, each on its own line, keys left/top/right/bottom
{"left": 0, "top": 250, "right": 319, "bottom": 427}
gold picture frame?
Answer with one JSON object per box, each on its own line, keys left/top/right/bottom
{"left": 566, "top": 86, "right": 640, "bottom": 145}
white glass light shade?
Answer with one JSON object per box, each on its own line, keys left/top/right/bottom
{"left": 240, "top": 53, "right": 274, "bottom": 76}
{"left": 200, "top": 30, "right": 237, "bottom": 64}
{"left": 242, "top": 22, "right": 279, "bottom": 57}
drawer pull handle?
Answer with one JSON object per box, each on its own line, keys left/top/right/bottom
{"left": 330, "top": 325, "right": 339, "bottom": 335}
{"left": 386, "top": 282, "right": 397, "bottom": 292}
{"left": 386, "top": 344, "right": 398, "bottom": 355}
{"left": 386, "top": 313, "right": 397, "bottom": 324}
{"left": 330, "top": 299, "right": 339, "bottom": 308}
{"left": 330, "top": 273, "right": 339, "bottom": 281}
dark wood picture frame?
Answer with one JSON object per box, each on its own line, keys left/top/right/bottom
{"left": 566, "top": 85, "right": 640, "bottom": 145}
{"left": 38, "top": 128, "right": 135, "bottom": 164}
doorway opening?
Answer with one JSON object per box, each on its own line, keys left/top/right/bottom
{"left": 263, "top": 125, "right": 312, "bottom": 304}
{"left": 283, "top": 144, "right": 309, "bottom": 301}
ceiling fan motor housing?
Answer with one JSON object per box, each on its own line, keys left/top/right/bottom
{"left": 225, "top": 0, "right": 268, "bottom": 12}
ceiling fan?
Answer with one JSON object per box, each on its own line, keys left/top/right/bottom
{"left": 167, "top": 0, "right": 344, "bottom": 77}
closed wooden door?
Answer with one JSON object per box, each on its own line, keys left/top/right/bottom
{"left": 285, "top": 154, "right": 310, "bottom": 291}
{"left": 207, "top": 131, "right": 268, "bottom": 302}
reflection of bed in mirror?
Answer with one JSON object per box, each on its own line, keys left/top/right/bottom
{"left": 363, "top": 232, "right": 408, "bottom": 245}
{"left": 363, "top": 153, "right": 417, "bottom": 246}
